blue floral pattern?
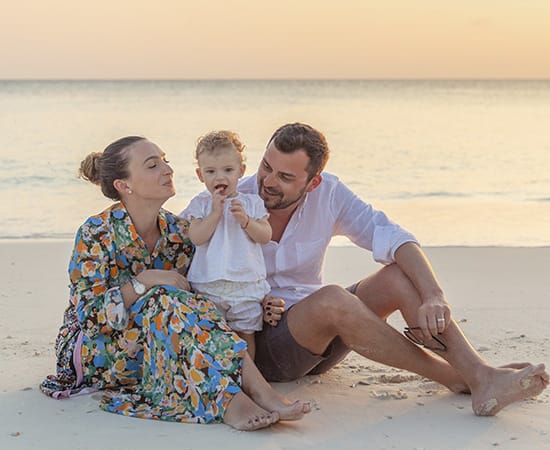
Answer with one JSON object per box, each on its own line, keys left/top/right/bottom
{"left": 41, "top": 203, "right": 247, "bottom": 423}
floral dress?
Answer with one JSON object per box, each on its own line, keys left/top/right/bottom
{"left": 40, "top": 203, "right": 247, "bottom": 423}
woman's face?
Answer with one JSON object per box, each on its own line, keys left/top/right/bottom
{"left": 123, "top": 140, "right": 175, "bottom": 202}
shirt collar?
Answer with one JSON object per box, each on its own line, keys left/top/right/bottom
{"left": 111, "top": 202, "right": 168, "bottom": 250}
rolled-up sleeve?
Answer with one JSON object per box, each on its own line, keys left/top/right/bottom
{"left": 331, "top": 179, "right": 418, "bottom": 265}
{"left": 372, "top": 224, "right": 418, "bottom": 264}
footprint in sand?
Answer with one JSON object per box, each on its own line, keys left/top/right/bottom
{"left": 358, "top": 373, "right": 422, "bottom": 385}
{"left": 370, "top": 389, "right": 408, "bottom": 400}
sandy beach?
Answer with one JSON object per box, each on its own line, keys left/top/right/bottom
{"left": 1, "top": 240, "right": 548, "bottom": 449}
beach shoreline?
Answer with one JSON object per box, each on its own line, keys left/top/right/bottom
{"left": 1, "top": 241, "right": 549, "bottom": 449}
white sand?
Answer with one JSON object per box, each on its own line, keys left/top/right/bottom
{"left": 1, "top": 240, "right": 549, "bottom": 449}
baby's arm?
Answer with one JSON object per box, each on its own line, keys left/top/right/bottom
{"left": 188, "top": 189, "right": 226, "bottom": 245}
{"left": 244, "top": 216, "right": 272, "bottom": 244}
{"left": 230, "top": 198, "right": 272, "bottom": 244}
{"left": 188, "top": 212, "right": 222, "bottom": 245}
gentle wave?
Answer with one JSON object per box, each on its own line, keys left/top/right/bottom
{"left": 0, "top": 232, "right": 74, "bottom": 240}
{"left": 0, "top": 176, "right": 81, "bottom": 187}
{"left": 2, "top": 79, "right": 550, "bottom": 246}
{"left": 379, "top": 191, "right": 550, "bottom": 201}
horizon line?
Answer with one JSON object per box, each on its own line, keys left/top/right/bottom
{"left": 1, "top": 77, "right": 550, "bottom": 82}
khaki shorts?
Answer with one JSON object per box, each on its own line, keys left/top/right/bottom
{"left": 254, "top": 283, "right": 359, "bottom": 382}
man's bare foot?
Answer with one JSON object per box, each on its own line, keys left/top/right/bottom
{"left": 450, "top": 363, "right": 536, "bottom": 395}
{"left": 471, "top": 363, "right": 549, "bottom": 416}
{"left": 448, "top": 381, "right": 470, "bottom": 394}
{"left": 223, "top": 392, "right": 279, "bottom": 431}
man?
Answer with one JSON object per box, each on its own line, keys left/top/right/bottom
{"left": 239, "top": 122, "right": 548, "bottom": 416}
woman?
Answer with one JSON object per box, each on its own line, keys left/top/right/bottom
{"left": 40, "top": 136, "right": 310, "bottom": 431}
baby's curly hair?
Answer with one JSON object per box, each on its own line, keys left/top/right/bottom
{"left": 195, "top": 130, "right": 245, "bottom": 162}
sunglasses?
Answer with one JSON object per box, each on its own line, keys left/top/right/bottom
{"left": 404, "top": 326, "right": 447, "bottom": 352}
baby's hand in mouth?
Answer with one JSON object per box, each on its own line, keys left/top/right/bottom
{"left": 214, "top": 184, "right": 228, "bottom": 195}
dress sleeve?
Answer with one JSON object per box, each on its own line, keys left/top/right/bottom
{"left": 68, "top": 219, "right": 126, "bottom": 335}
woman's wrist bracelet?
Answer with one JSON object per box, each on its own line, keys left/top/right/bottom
{"left": 242, "top": 215, "right": 250, "bottom": 229}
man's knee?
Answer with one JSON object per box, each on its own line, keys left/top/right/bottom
{"left": 376, "top": 263, "right": 416, "bottom": 296}
{"left": 315, "top": 284, "right": 369, "bottom": 321}
{"left": 317, "top": 284, "right": 354, "bottom": 305}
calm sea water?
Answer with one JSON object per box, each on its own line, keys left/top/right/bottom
{"left": 1, "top": 80, "right": 549, "bottom": 246}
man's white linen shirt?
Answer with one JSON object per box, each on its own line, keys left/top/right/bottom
{"left": 181, "top": 191, "right": 269, "bottom": 283}
{"left": 239, "top": 173, "right": 419, "bottom": 308}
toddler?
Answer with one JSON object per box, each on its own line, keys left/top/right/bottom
{"left": 182, "top": 130, "right": 272, "bottom": 358}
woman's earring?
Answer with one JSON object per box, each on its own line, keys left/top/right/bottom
{"left": 128, "top": 188, "right": 133, "bottom": 194}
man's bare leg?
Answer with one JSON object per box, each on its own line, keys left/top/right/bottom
{"left": 287, "top": 267, "right": 549, "bottom": 415}
{"left": 353, "top": 263, "right": 549, "bottom": 414}
{"left": 287, "top": 284, "right": 468, "bottom": 392}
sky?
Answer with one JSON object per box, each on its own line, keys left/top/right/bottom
{"left": 2, "top": 0, "right": 550, "bottom": 79}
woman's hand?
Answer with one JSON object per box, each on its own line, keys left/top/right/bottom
{"left": 262, "top": 295, "right": 285, "bottom": 326}
{"left": 137, "top": 269, "right": 191, "bottom": 292}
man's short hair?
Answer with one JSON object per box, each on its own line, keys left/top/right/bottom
{"left": 268, "top": 123, "right": 329, "bottom": 179}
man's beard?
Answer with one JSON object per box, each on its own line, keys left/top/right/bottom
{"left": 258, "top": 179, "right": 308, "bottom": 210}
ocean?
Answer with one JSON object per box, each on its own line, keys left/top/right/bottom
{"left": 1, "top": 80, "right": 549, "bottom": 246}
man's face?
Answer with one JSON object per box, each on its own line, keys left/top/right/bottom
{"left": 257, "top": 142, "right": 320, "bottom": 211}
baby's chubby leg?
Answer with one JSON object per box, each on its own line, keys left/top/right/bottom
{"left": 237, "top": 331, "right": 256, "bottom": 359}
{"left": 227, "top": 298, "right": 264, "bottom": 360}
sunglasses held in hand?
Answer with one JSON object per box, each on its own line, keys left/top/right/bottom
{"left": 404, "top": 326, "right": 447, "bottom": 352}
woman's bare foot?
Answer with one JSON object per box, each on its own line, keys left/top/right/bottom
{"left": 223, "top": 392, "right": 280, "bottom": 431}
{"left": 272, "top": 399, "right": 312, "bottom": 421}
{"left": 471, "top": 363, "right": 549, "bottom": 416}
{"left": 239, "top": 352, "right": 312, "bottom": 421}
{"left": 248, "top": 389, "right": 311, "bottom": 421}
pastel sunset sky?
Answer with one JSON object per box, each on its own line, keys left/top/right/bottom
{"left": 2, "top": 0, "right": 549, "bottom": 79}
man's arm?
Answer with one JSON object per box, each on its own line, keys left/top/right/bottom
{"left": 394, "top": 242, "right": 451, "bottom": 338}
{"left": 330, "top": 176, "right": 418, "bottom": 265}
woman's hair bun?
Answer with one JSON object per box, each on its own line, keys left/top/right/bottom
{"left": 79, "top": 152, "right": 102, "bottom": 184}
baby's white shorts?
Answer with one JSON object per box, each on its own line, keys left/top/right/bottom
{"left": 192, "top": 279, "right": 271, "bottom": 334}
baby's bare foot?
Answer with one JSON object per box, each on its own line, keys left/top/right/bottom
{"left": 472, "top": 363, "right": 548, "bottom": 416}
